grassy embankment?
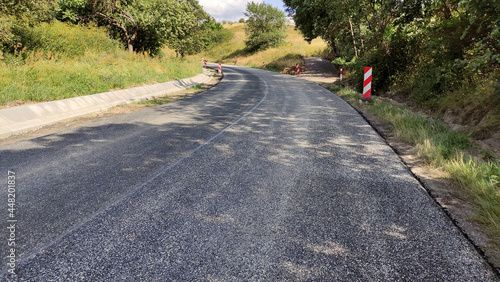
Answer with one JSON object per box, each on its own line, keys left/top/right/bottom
{"left": 331, "top": 85, "right": 500, "bottom": 264}
{"left": 0, "top": 21, "right": 201, "bottom": 106}
{"left": 192, "top": 23, "right": 327, "bottom": 71}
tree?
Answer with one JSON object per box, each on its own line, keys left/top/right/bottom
{"left": 163, "top": 0, "right": 210, "bottom": 58}
{"left": 88, "top": 0, "right": 153, "bottom": 53}
{"left": 55, "top": 0, "right": 218, "bottom": 57}
{"left": 1, "top": 0, "right": 55, "bottom": 47}
{"left": 283, "top": 0, "right": 430, "bottom": 58}
{"left": 244, "top": 1, "right": 287, "bottom": 51}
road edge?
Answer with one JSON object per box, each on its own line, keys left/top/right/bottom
{"left": 0, "top": 69, "right": 212, "bottom": 138}
{"left": 325, "top": 86, "right": 500, "bottom": 277}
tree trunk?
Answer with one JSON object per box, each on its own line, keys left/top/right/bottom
{"left": 349, "top": 18, "right": 359, "bottom": 58}
{"left": 128, "top": 29, "right": 137, "bottom": 53}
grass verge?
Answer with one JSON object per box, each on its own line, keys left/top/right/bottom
{"left": 330, "top": 84, "right": 500, "bottom": 265}
{"left": 0, "top": 51, "right": 201, "bottom": 106}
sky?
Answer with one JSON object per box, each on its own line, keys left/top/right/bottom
{"left": 198, "top": 0, "right": 289, "bottom": 22}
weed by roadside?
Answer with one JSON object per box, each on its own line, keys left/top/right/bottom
{"left": 134, "top": 82, "right": 213, "bottom": 107}
{"left": 330, "top": 84, "right": 500, "bottom": 265}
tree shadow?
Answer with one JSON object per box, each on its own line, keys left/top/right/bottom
{"left": 221, "top": 47, "right": 255, "bottom": 61}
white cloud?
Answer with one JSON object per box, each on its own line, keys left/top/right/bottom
{"left": 199, "top": 0, "right": 263, "bottom": 22}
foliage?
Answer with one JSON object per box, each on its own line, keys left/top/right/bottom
{"left": 163, "top": 0, "right": 225, "bottom": 58}
{"left": 244, "top": 1, "right": 287, "bottom": 52}
{"left": 12, "top": 21, "right": 121, "bottom": 59}
{"left": 53, "top": 0, "right": 223, "bottom": 56}
{"left": 55, "top": 0, "right": 171, "bottom": 54}
{"left": 285, "top": 0, "right": 500, "bottom": 136}
{"left": 0, "top": 0, "right": 55, "bottom": 20}
{"left": 0, "top": 0, "right": 55, "bottom": 48}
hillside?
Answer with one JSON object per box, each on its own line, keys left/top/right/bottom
{"left": 193, "top": 23, "right": 327, "bottom": 71}
{"left": 0, "top": 21, "right": 201, "bottom": 107}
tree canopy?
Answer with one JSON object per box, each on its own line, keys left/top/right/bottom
{"left": 284, "top": 0, "right": 499, "bottom": 101}
{"left": 54, "top": 0, "right": 219, "bottom": 55}
{"left": 244, "top": 1, "right": 287, "bottom": 52}
{"left": 0, "top": 0, "right": 229, "bottom": 56}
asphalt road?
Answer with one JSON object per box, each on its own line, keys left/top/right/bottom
{"left": 1, "top": 65, "right": 498, "bottom": 280}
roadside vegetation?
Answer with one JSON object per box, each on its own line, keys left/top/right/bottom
{"left": 193, "top": 23, "right": 326, "bottom": 71}
{"left": 331, "top": 85, "right": 500, "bottom": 265}
{"left": 0, "top": 0, "right": 232, "bottom": 106}
{"left": 285, "top": 0, "right": 499, "bottom": 142}
{"left": 244, "top": 2, "right": 287, "bottom": 52}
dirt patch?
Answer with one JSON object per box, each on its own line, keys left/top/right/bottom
{"left": 0, "top": 100, "right": 35, "bottom": 109}
{"left": 300, "top": 57, "right": 340, "bottom": 84}
{"left": 0, "top": 73, "right": 221, "bottom": 147}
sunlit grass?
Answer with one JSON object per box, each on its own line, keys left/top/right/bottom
{"left": 0, "top": 50, "right": 201, "bottom": 105}
{"left": 0, "top": 21, "right": 202, "bottom": 106}
{"left": 190, "top": 23, "right": 327, "bottom": 72}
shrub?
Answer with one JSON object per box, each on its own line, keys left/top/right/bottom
{"left": 14, "top": 21, "right": 121, "bottom": 58}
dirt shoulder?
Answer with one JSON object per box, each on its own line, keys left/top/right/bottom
{"left": 300, "top": 57, "right": 500, "bottom": 273}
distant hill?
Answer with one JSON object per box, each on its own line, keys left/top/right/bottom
{"left": 193, "top": 23, "right": 327, "bottom": 71}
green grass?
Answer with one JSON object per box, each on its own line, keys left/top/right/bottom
{"left": 331, "top": 85, "right": 500, "bottom": 260}
{"left": 0, "top": 52, "right": 201, "bottom": 105}
{"left": 0, "top": 21, "right": 202, "bottom": 105}
{"left": 136, "top": 97, "right": 172, "bottom": 106}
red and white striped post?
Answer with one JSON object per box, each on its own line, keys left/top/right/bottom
{"left": 340, "top": 68, "right": 343, "bottom": 81}
{"left": 361, "top": 67, "right": 373, "bottom": 103}
{"left": 263, "top": 62, "right": 266, "bottom": 69}
{"left": 218, "top": 63, "right": 222, "bottom": 74}
{"left": 204, "top": 60, "right": 207, "bottom": 68}
{"left": 296, "top": 63, "right": 300, "bottom": 75}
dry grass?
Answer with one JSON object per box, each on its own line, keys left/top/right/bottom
{"left": 189, "top": 23, "right": 327, "bottom": 72}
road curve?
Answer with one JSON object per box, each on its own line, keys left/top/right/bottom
{"left": 1, "top": 65, "right": 497, "bottom": 280}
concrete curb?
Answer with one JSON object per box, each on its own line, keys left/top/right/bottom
{"left": 0, "top": 69, "right": 212, "bottom": 137}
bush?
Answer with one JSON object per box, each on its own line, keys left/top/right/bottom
{"left": 205, "top": 28, "right": 233, "bottom": 50}
{"left": 14, "top": 20, "right": 121, "bottom": 58}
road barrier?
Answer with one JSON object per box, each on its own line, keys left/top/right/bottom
{"left": 296, "top": 63, "right": 300, "bottom": 75}
{"left": 340, "top": 68, "right": 343, "bottom": 81}
{"left": 204, "top": 60, "right": 207, "bottom": 68}
{"left": 218, "top": 63, "right": 222, "bottom": 74}
{"left": 360, "top": 67, "right": 373, "bottom": 104}
{"left": 363, "top": 67, "right": 372, "bottom": 98}
{"left": 263, "top": 62, "right": 266, "bottom": 69}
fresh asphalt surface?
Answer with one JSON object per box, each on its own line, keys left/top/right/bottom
{"left": 1, "top": 65, "right": 498, "bottom": 280}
